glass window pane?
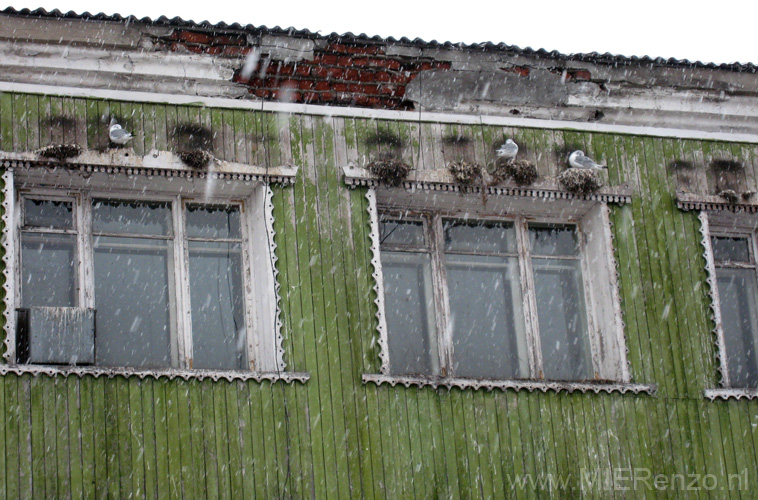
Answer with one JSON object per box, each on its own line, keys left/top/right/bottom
{"left": 717, "top": 268, "right": 758, "bottom": 387}
{"left": 443, "top": 220, "right": 517, "bottom": 254}
{"left": 23, "top": 199, "right": 73, "bottom": 229}
{"left": 379, "top": 220, "right": 425, "bottom": 247}
{"left": 712, "top": 236, "right": 751, "bottom": 263}
{"left": 92, "top": 199, "right": 172, "bottom": 236}
{"left": 533, "top": 258, "right": 592, "bottom": 380}
{"left": 21, "top": 232, "right": 77, "bottom": 307}
{"left": 529, "top": 224, "right": 580, "bottom": 257}
{"left": 188, "top": 241, "right": 246, "bottom": 370}
{"left": 382, "top": 251, "right": 438, "bottom": 376}
{"left": 446, "top": 254, "right": 528, "bottom": 379}
{"left": 93, "top": 236, "right": 175, "bottom": 369}
{"left": 186, "top": 204, "right": 241, "bottom": 239}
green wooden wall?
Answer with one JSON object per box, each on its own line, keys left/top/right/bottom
{"left": 0, "top": 91, "right": 757, "bottom": 499}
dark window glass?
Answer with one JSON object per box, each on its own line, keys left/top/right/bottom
{"left": 23, "top": 199, "right": 73, "bottom": 229}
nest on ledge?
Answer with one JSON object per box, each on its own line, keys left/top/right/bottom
{"left": 367, "top": 156, "right": 411, "bottom": 187}
{"left": 490, "top": 157, "right": 538, "bottom": 186}
{"left": 37, "top": 144, "right": 83, "bottom": 160}
{"left": 557, "top": 169, "right": 603, "bottom": 195}
{"left": 718, "top": 189, "right": 740, "bottom": 204}
{"left": 448, "top": 160, "right": 482, "bottom": 186}
{"left": 179, "top": 149, "right": 214, "bottom": 169}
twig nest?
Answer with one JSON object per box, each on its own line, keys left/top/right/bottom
{"left": 558, "top": 169, "right": 603, "bottom": 195}
{"left": 179, "top": 149, "right": 214, "bottom": 169}
{"left": 718, "top": 189, "right": 739, "bottom": 203}
{"left": 37, "top": 144, "right": 82, "bottom": 160}
{"left": 490, "top": 158, "right": 538, "bottom": 186}
{"left": 367, "top": 156, "right": 411, "bottom": 187}
{"left": 742, "top": 191, "right": 755, "bottom": 201}
{"left": 448, "top": 160, "right": 482, "bottom": 186}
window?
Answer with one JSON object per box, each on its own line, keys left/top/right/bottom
{"left": 380, "top": 213, "right": 596, "bottom": 381}
{"left": 363, "top": 190, "right": 632, "bottom": 390}
{"left": 702, "top": 212, "right": 758, "bottom": 391}
{"left": 3, "top": 161, "right": 294, "bottom": 377}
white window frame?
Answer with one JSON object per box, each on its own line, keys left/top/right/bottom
{"left": 1, "top": 156, "right": 307, "bottom": 383}
{"left": 361, "top": 187, "right": 653, "bottom": 394}
{"left": 699, "top": 211, "right": 758, "bottom": 400}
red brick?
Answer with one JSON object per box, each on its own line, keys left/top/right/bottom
{"left": 302, "top": 91, "right": 319, "bottom": 102}
{"left": 371, "top": 58, "right": 402, "bottom": 70}
{"left": 331, "top": 82, "right": 349, "bottom": 92}
{"left": 343, "top": 69, "right": 362, "bottom": 81}
{"left": 314, "top": 54, "right": 339, "bottom": 65}
{"left": 315, "top": 81, "right": 331, "bottom": 91}
{"left": 319, "top": 92, "right": 336, "bottom": 102}
{"left": 254, "top": 89, "right": 271, "bottom": 99}
{"left": 227, "top": 46, "right": 254, "bottom": 56}
{"left": 177, "top": 30, "right": 212, "bottom": 44}
{"left": 298, "top": 80, "right": 315, "bottom": 90}
{"left": 572, "top": 69, "right": 592, "bottom": 81}
{"left": 385, "top": 59, "right": 402, "bottom": 71}
{"left": 337, "top": 56, "right": 353, "bottom": 66}
{"left": 360, "top": 84, "right": 380, "bottom": 95}
{"left": 263, "top": 77, "right": 279, "bottom": 88}
{"left": 367, "top": 96, "right": 382, "bottom": 106}
{"left": 345, "top": 45, "right": 381, "bottom": 55}
{"left": 433, "top": 61, "right": 452, "bottom": 69}
{"left": 267, "top": 63, "right": 295, "bottom": 76}
{"left": 326, "top": 43, "right": 349, "bottom": 53}
{"left": 501, "top": 66, "right": 530, "bottom": 77}
{"left": 352, "top": 94, "right": 370, "bottom": 106}
{"left": 204, "top": 46, "right": 223, "bottom": 55}
{"left": 184, "top": 44, "right": 204, "bottom": 55}
{"left": 394, "top": 86, "right": 405, "bottom": 97}
{"left": 358, "top": 71, "right": 376, "bottom": 83}
{"left": 378, "top": 84, "right": 397, "bottom": 95}
{"left": 373, "top": 71, "right": 391, "bottom": 82}
{"left": 389, "top": 72, "right": 411, "bottom": 84}
{"left": 353, "top": 57, "right": 371, "bottom": 67}
{"left": 417, "top": 62, "right": 434, "bottom": 71}
{"left": 212, "top": 35, "right": 246, "bottom": 46}
{"left": 294, "top": 65, "right": 312, "bottom": 77}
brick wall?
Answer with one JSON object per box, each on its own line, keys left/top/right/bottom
{"left": 165, "top": 30, "right": 452, "bottom": 110}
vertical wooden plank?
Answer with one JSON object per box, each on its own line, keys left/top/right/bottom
{"left": 246, "top": 381, "right": 269, "bottom": 499}
{"left": 212, "top": 383, "right": 231, "bottom": 500}
{"left": 152, "top": 380, "right": 170, "bottom": 500}
{"left": 128, "top": 378, "right": 146, "bottom": 500}
{"left": 66, "top": 378, "right": 84, "bottom": 500}
{"left": 189, "top": 380, "right": 208, "bottom": 500}
{"left": 115, "top": 378, "right": 132, "bottom": 499}
{"left": 201, "top": 380, "right": 220, "bottom": 500}
{"left": 0, "top": 373, "right": 6, "bottom": 500}
{"left": 140, "top": 380, "right": 158, "bottom": 500}
{"left": 55, "top": 377, "right": 72, "bottom": 500}
{"left": 4, "top": 376, "right": 20, "bottom": 500}
{"left": 91, "top": 379, "right": 108, "bottom": 500}
{"left": 0, "top": 92, "right": 14, "bottom": 150}
{"left": 29, "top": 376, "right": 46, "bottom": 500}
{"left": 235, "top": 382, "right": 256, "bottom": 499}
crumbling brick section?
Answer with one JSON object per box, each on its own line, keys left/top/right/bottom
{"left": 165, "top": 30, "right": 451, "bottom": 110}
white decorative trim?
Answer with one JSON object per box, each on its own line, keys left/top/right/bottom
{"left": 1, "top": 168, "right": 15, "bottom": 363}
{"left": 366, "top": 189, "right": 390, "bottom": 375}
{"left": 606, "top": 206, "right": 633, "bottom": 380}
{"left": 343, "top": 165, "right": 632, "bottom": 205}
{"left": 676, "top": 192, "right": 758, "bottom": 213}
{"left": 4, "top": 82, "right": 758, "bottom": 144}
{"left": 704, "top": 388, "right": 758, "bottom": 401}
{"left": 362, "top": 373, "right": 655, "bottom": 395}
{"left": 0, "top": 363, "right": 309, "bottom": 383}
{"left": 264, "top": 184, "right": 286, "bottom": 372}
{"left": 698, "top": 211, "right": 729, "bottom": 387}
{"left": 0, "top": 150, "right": 299, "bottom": 185}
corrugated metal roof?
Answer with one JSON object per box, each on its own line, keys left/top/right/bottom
{"left": 3, "top": 6, "right": 756, "bottom": 73}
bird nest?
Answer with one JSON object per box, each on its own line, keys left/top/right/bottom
{"left": 36, "top": 144, "right": 82, "bottom": 160}
{"left": 490, "top": 158, "right": 538, "bottom": 186}
{"left": 367, "top": 156, "right": 411, "bottom": 187}
{"left": 557, "top": 169, "right": 603, "bottom": 195}
{"left": 718, "top": 189, "right": 740, "bottom": 204}
{"left": 179, "top": 149, "right": 214, "bottom": 169}
{"left": 448, "top": 160, "right": 482, "bottom": 186}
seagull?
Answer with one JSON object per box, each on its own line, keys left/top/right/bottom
{"left": 109, "top": 118, "right": 133, "bottom": 145}
{"left": 496, "top": 139, "right": 519, "bottom": 160}
{"left": 569, "top": 150, "right": 606, "bottom": 169}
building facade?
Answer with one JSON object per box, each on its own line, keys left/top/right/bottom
{"left": 0, "top": 7, "right": 757, "bottom": 499}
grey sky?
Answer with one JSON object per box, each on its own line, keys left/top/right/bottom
{"left": 6, "top": 0, "right": 757, "bottom": 64}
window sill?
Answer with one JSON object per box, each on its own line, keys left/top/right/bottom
{"left": 704, "top": 388, "right": 758, "bottom": 401}
{"left": 0, "top": 363, "right": 310, "bottom": 383}
{"left": 362, "top": 373, "right": 655, "bottom": 395}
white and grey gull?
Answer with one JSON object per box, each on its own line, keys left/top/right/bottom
{"left": 496, "top": 139, "right": 519, "bottom": 160}
{"left": 568, "top": 150, "right": 606, "bottom": 169}
{"left": 109, "top": 117, "right": 133, "bottom": 145}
